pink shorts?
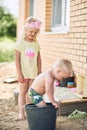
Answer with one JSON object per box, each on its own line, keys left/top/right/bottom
{"left": 23, "top": 78, "right": 30, "bottom": 82}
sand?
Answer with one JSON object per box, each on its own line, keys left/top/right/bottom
{"left": 0, "top": 62, "right": 87, "bottom": 130}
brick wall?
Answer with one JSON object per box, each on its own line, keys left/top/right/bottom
{"left": 38, "top": 0, "right": 87, "bottom": 76}
{"left": 17, "top": 0, "right": 87, "bottom": 76}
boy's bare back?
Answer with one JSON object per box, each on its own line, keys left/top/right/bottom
{"left": 30, "top": 70, "right": 54, "bottom": 95}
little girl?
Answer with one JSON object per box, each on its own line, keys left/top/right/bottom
{"left": 14, "top": 17, "right": 42, "bottom": 120}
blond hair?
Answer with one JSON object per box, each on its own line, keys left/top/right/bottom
{"left": 53, "top": 59, "right": 73, "bottom": 75}
{"left": 25, "top": 17, "right": 41, "bottom": 24}
{"left": 22, "top": 17, "right": 41, "bottom": 41}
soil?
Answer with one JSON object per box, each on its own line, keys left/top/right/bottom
{"left": 0, "top": 62, "right": 87, "bottom": 130}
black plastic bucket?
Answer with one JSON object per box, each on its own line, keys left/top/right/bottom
{"left": 25, "top": 103, "right": 57, "bottom": 130}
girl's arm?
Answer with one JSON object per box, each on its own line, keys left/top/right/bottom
{"left": 15, "top": 50, "right": 24, "bottom": 82}
{"left": 37, "top": 51, "right": 41, "bottom": 75}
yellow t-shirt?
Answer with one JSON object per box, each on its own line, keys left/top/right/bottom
{"left": 14, "top": 39, "right": 40, "bottom": 79}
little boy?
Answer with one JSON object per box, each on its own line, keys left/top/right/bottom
{"left": 28, "top": 59, "right": 73, "bottom": 108}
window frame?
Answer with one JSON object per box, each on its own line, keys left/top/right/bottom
{"left": 29, "top": 0, "right": 34, "bottom": 17}
{"left": 51, "top": 0, "right": 70, "bottom": 34}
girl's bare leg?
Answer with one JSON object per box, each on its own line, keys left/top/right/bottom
{"left": 18, "top": 81, "right": 28, "bottom": 120}
{"left": 26, "top": 79, "right": 34, "bottom": 104}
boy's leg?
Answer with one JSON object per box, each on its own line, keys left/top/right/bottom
{"left": 28, "top": 88, "right": 47, "bottom": 107}
{"left": 36, "top": 100, "right": 47, "bottom": 107}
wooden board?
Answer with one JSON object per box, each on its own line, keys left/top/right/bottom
{"left": 58, "top": 101, "right": 87, "bottom": 116}
{"left": 60, "top": 98, "right": 87, "bottom": 104}
{"left": 4, "top": 76, "right": 17, "bottom": 83}
{"left": 83, "top": 76, "right": 87, "bottom": 98}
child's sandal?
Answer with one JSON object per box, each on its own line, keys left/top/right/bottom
{"left": 68, "top": 109, "right": 87, "bottom": 119}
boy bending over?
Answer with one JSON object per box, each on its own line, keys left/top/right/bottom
{"left": 28, "top": 59, "right": 73, "bottom": 108}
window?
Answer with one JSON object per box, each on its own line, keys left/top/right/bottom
{"left": 52, "top": 0, "right": 70, "bottom": 33}
{"left": 29, "top": 0, "right": 34, "bottom": 17}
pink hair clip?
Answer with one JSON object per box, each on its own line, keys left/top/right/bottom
{"left": 24, "top": 20, "right": 41, "bottom": 29}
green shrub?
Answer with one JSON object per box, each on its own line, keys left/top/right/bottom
{"left": 0, "top": 6, "right": 17, "bottom": 38}
{"left": 0, "top": 37, "right": 15, "bottom": 62}
{"left": 0, "top": 50, "right": 14, "bottom": 62}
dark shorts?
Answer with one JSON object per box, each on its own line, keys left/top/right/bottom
{"left": 28, "top": 88, "right": 43, "bottom": 104}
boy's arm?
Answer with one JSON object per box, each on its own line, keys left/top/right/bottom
{"left": 45, "top": 75, "right": 58, "bottom": 108}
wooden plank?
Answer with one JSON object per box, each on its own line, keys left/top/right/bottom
{"left": 58, "top": 101, "right": 87, "bottom": 116}
{"left": 60, "top": 98, "right": 87, "bottom": 104}
{"left": 74, "top": 93, "right": 83, "bottom": 98}
{"left": 4, "top": 76, "right": 17, "bottom": 83}
{"left": 76, "top": 74, "right": 84, "bottom": 94}
{"left": 83, "top": 76, "right": 87, "bottom": 98}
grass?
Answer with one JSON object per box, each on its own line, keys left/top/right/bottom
{"left": 0, "top": 37, "right": 16, "bottom": 62}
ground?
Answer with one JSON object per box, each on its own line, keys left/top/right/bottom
{"left": 0, "top": 62, "right": 87, "bottom": 130}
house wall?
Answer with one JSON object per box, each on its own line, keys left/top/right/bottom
{"left": 17, "top": 0, "right": 87, "bottom": 76}
{"left": 17, "top": 0, "right": 29, "bottom": 38}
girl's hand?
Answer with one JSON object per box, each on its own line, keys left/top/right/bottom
{"left": 18, "top": 74, "right": 24, "bottom": 82}
{"left": 52, "top": 101, "right": 58, "bottom": 108}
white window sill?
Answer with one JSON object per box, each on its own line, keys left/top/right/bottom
{"left": 42, "top": 31, "right": 69, "bottom": 35}
{"left": 42, "top": 27, "right": 70, "bottom": 35}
